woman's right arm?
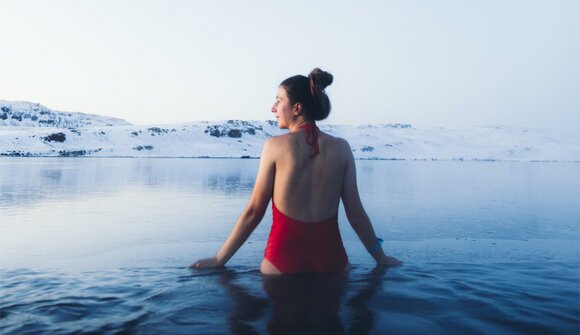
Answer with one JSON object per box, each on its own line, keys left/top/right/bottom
{"left": 190, "top": 138, "right": 277, "bottom": 269}
{"left": 340, "top": 141, "right": 402, "bottom": 267}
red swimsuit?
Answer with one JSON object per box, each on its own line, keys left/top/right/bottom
{"left": 264, "top": 201, "right": 349, "bottom": 273}
{"left": 263, "top": 124, "right": 349, "bottom": 273}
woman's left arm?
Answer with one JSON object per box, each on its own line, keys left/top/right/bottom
{"left": 191, "top": 139, "right": 276, "bottom": 269}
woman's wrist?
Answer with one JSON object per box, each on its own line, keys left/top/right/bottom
{"left": 215, "top": 253, "right": 227, "bottom": 266}
{"left": 367, "top": 238, "right": 384, "bottom": 255}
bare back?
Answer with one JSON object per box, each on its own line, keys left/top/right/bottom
{"left": 270, "top": 129, "right": 350, "bottom": 222}
{"left": 192, "top": 70, "right": 402, "bottom": 272}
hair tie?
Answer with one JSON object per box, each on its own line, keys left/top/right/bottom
{"left": 367, "top": 238, "right": 384, "bottom": 255}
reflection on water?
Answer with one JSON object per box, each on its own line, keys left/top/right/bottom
{"left": 1, "top": 264, "right": 577, "bottom": 335}
{"left": 0, "top": 158, "right": 259, "bottom": 209}
{"left": 217, "top": 267, "right": 388, "bottom": 335}
{"left": 1, "top": 158, "right": 578, "bottom": 243}
{"left": 0, "top": 157, "right": 579, "bottom": 334}
{"left": 346, "top": 266, "right": 387, "bottom": 334}
{"left": 263, "top": 274, "right": 346, "bottom": 334}
{"left": 217, "top": 270, "right": 271, "bottom": 334}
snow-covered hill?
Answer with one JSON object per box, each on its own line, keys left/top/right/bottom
{"left": 0, "top": 100, "right": 578, "bottom": 161}
{"left": 0, "top": 100, "right": 130, "bottom": 128}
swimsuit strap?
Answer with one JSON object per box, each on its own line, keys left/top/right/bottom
{"left": 299, "top": 123, "right": 319, "bottom": 157}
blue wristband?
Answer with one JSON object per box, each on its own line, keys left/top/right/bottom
{"left": 368, "top": 238, "right": 384, "bottom": 255}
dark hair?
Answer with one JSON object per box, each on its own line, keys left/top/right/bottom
{"left": 280, "top": 68, "right": 333, "bottom": 121}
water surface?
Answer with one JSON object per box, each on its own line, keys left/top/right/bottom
{"left": 1, "top": 158, "right": 578, "bottom": 334}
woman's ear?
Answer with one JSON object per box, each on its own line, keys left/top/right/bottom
{"left": 293, "top": 103, "right": 303, "bottom": 116}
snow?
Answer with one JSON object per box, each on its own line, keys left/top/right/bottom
{"left": 0, "top": 100, "right": 578, "bottom": 161}
{"left": 0, "top": 100, "right": 130, "bottom": 128}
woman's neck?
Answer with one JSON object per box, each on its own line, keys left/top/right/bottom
{"left": 289, "top": 119, "right": 315, "bottom": 133}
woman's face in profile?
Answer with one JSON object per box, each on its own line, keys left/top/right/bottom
{"left": 271, "top": 87, "right": 294, "bottom": 129}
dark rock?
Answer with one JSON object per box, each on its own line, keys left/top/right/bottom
{"left": 228, "top": 129, "right": 242, "bottom": 138}
{"left": 383, "top": 123, "right": 412, "bottom": 129}
{"left": 1, "top": 106, "right": 9, "bottom": 113}
{"left": 1, "top": 151, "right": 34, "bottom": 157}
{"left": 209, "top": 127, "right": 221, "bottom": 137}
{"left": 133, "top": 145, "right": 154, "bottom": 151}
{"left": 11, "top": 114, "right": 22, "bottom": 121}
{"left": 58, "top": 150, "right": 86, "bottom": 157}
{"left": 205, "top": 122, "right": 265, "bottom": 138}
{"left": 0, "top": 113, "right": 7, "bottom": 120}
{"left": 148, "top": 127, "right": 167, "bottom": 134}
{"left": 361, "top": 146, "right": 374, "bottom": 152}
{"left": 131, "top": 131, "right": 139, "bottom": 137}
{"left": 44, "top": 132, "right": 66, "bottom": 142}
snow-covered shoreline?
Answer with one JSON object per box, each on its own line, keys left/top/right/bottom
{"left": 1, "top": 100, "right": 578, "bottom": 162}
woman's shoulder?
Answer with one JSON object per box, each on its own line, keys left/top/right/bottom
{"left": 264, "top": 133, "right": 292, "bottom": 146}
{"left": 262, "top": 133, "right": 292, "bottom": 153}
{"left": 263, "top": 131, "right": 352, "bottom": 157}
{"left": 320, "top": 131, "right": 351, "bottom": 150}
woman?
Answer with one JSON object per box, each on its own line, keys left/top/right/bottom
{"left": 191, "top": 68, "right": 402, "bottom": 274}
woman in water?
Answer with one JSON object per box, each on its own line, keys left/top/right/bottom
{"left": 192, "top": 68, "right": 401, "bottom": 274}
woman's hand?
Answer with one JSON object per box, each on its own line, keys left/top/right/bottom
{"left": 190, "top": 256, "right": 224, "bottom": 270}
{"left": 377, "top": 254, "right": 403, "bottom": 267}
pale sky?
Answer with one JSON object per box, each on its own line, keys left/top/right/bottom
{"left": 1, "top": 0, "right": 578, "bottom": 132}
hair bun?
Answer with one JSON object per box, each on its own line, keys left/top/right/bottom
{"left": 308, "top": 68, "right": 333, "bottom": 90}
{"left": 280, "top": 68, "right": 333, "bottom": 121}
